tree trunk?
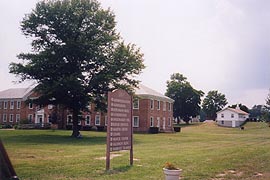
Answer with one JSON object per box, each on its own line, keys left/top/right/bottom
{"left": 177, "top": 117, "right": 180, "bottom": 124}
{"left": 71, "top": 110, "right": 81, "bottom": 138}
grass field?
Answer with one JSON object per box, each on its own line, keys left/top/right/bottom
{"left": 1, "top": 122, "right": 270, "bottom": 180}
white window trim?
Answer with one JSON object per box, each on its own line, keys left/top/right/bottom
{"left": 15, "top": 114, "right": 21, "bottom": 122}
{"left": 133, "top": 116, "right": 139, "bottom": 127}
{"left": 157, "top": 117, "right": 160, "bottom": 127}
{"left": 150, "top": 116, "right": 154, "bottom": 127}
{"left": 163, "top": 101, "right": 166, "bottom": 111}
{"left": 85, "top": 115, "right": 91, "bottom": 125}
{"left": 17, "top": 101, "right": 21, "bottom": 109}
{"left": 29, "top": 102, "right": 33, "bottom": 109}
{"left": 95, "top": 115, "right": 100, "bottom": 125}
{"left": 48, "top": 104, "right": 53, "bottom": 110}
{"left": 133, "top": 99, "right": 139, "bottom": 109}
{"left": 10, "top": 101, "right": 14, "bottom": 109}
{"left": 9, "top": 114, "right": 14, "bottom": 122}
{"left": 157, "top": 100, "right": 160, "bottom": 110}
{"left": 4, "top": 101, "right": 8, "bottom": 109}
{"left": 28, "top": 114, "right": 33, "bottom": 123}
{"left": 3, "top": 114, "right": 7, "bottom": 122}
{"left": 168, "top": 103, "right": 171, "bottom": 111}
{"left": 150, "top": 99, "right": 154, "bottom": 110}
{"left": 168, "top": 117, "right": 171, "bottom": 127}
{"left": 67, "top": 115, "right": 72, "bottom": 124}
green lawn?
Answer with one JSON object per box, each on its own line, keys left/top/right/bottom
{"left": 1, "top": 122, "right": 270, "bottom": 180}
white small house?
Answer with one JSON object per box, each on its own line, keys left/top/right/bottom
{"left": 216, "top": 105, "right": 249, "bottom": 127}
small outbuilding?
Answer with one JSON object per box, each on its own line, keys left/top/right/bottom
{"left": 216, "top": 105, "right": 249, "bottom": 127}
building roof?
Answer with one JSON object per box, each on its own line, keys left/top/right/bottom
{"left": 217, "top": 107, "right": 249, "bottom": 115}
{"left": 135, "top": 84, "right": 174, "bottom": 103}
{"left": 0, "top": 84, "right": 174, "bottom": 103}
{"left": 0, "top": 87, "right": 33, "bottom": 100}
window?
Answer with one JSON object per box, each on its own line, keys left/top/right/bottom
{"left": 9, "top": 114, "right": 14, "bottom": 122}
{"left": 231, "top": 114, "right": 234, "bottom": 118}
{"left": 133, "top": 116, "right": 139, "bottom": 127}
{"left": 78, "top": 115, "right": 82, "bottom": 125}
{"left": 105, "top": 116, "right": 108, "bottom": 126}
{"left": 87, "top": 103, "right": 91, "bottom": 110}
{"left": 67, "top": 115, "right": 72, "bottom": 124}
{"left": 221, "top": 120, "right": 224, "bottom": 125}
{"left": 163, "top": 102, "right": 166, "bottom": 111}
{"left": 28, "top": 114, "right": 33, "bottom": 123}
{"left": 85, "top": 115, "right": 91, "bottom": 125}
{"left": 10, "top": 101, "right": 14, "bottom": 109}
{"left": 0, "top": 101, "right": 2, "bottom": 109}
{"left": 150, "top": 116, "right": 154, "bottom": 127}
{"left": 150, "top": 99, "right": 154, "bottom": 109}
{"left": 3, "top": 114, "right": 7, "bottom": 122}
{"left": 168, "top": 103, "right": 171, "bottom": 111}
{"left": 48, "top": 104, "right": 53, "bottom": 110}
{"left": 133, "top": 98, "right": 139, "bottom": 109}
{"left": 168, "top": 117, "right": 171, "bottom": 127}
{"left": 16, "top": 114, "right": 20, "bottom": 123}
{"left": 29, "top": 102, "right": 33, "bottom": 109}
{"left": 95, "top": 115, "right": 100, "bottom": 125}
{"left": 157, "top": 100, "right": 160, "bottom": 110}
{"left": 17, "top": 101, "right": 21, "bottom": 109}
{"left": 157, "top": 117, "right": 160, "bottom": 127}
{"left": 4, "top": 101, "right": 8, "bottom": 109}
{"left": 221, "top": 114, "right": 224, "bottom": 118}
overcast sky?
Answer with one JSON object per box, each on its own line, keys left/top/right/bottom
{"left": 0, "top": 0, "right": 269, "bottom": 108}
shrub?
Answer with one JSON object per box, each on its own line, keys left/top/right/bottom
{"left": 174, "top": 127, "right": 181, "bottom": 132}
{"left": 149, "top": 127, "right": 159, "bottom": 134}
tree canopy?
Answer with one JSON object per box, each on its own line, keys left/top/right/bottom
{"left": 202, "top": 90, "right": 227, "bottom": 120}
{"left": 165, "top": 73, "right": 204, "bottom": 124}
{"left": 229, "top": 104, "right": 249, "bottom": 113}
{"left": 9, "top": 0, "right": 145, "bottom": 137}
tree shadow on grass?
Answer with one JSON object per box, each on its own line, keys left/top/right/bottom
{"left": 1, "top": 133, "right": 106, "bottom": 146}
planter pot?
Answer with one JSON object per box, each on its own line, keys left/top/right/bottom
{"left": 163, "top": 168, "right": 182, "bottom": 180}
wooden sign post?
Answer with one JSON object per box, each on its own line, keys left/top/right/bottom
{"left": 106, "top": 89, "right": 133, "bottom": 171}
{"left": 0, "top": 139, "right": 18, "bottom": 180}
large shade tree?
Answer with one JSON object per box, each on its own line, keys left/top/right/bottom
{"left": 202, "top": 90, "right": 227, "bottom": 120}
{"left": 264, "top": 89, "right": 270, "bottom": 123}
{"left": 165, "top": 73, "right": 204, "bottom": 124}
{"left": 229, "top": 104, "right": 249, "bottom": 113}
{"left": 9, "top": 0, "right": 145, "bottom": 137}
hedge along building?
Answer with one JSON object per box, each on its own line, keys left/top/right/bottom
{"left": 0, "top": 84, "right": 174, "bottom": 133}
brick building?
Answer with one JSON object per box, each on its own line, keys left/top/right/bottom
{"left": 0, "top": 84, "right": 174, "bottom": 133}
